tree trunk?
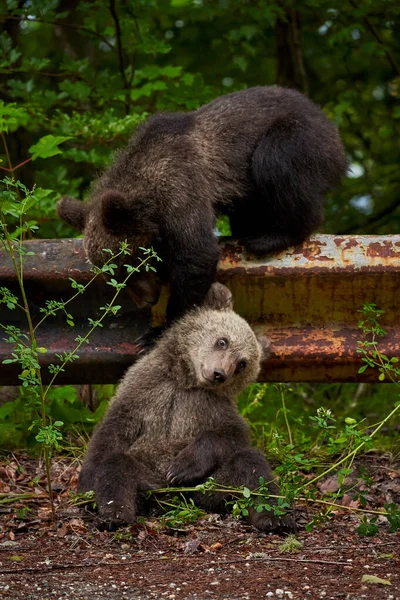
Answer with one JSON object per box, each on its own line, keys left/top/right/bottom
{"left": 276, "top": 8, "right": 308, "bottom": 94}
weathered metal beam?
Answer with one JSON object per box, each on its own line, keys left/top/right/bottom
{"left": 0, "top": 235, "right": 399, "bottom": 384}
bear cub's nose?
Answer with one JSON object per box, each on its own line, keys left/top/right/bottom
{"left": 213, "top": 369, "right": 226, "bottom": 383}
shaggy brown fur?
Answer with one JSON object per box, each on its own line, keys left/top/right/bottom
{"left": 78, "top": 284, "right": 294, "bottom": 532}
{"left": 58, "top": 86, "right": 347, "bottom": 329}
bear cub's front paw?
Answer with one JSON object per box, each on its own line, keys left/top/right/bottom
{"left": 135, "top": 326, "right": 166, "bottom": 354}
{"left": 167, "top": 447, "right": 212, "bottom": 485}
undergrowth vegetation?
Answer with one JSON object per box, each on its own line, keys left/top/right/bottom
{"left": 0, "top": 175, "right": 160, "bottom": 515}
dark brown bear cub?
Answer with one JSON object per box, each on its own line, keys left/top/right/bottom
{"left": 58, "top": 86, "right": 347, "bottom": 328}
{"left": 79, "top": 283, "right": 294, "bottom": 532}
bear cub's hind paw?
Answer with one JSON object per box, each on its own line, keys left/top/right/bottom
{"left": 95, "top": 500, "right": 137, "bottom": 530}
{"left": 249, "top": 508, "right": 297, "bottom": 534}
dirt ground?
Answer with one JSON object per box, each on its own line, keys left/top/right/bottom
{"left": 0, "top": 454, "right": 399, "bottom": 600}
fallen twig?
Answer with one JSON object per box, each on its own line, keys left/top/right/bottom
{"left": 0, "top": 493, "right": 47, "bottom": 504}
{"left": 0, "top": 556, "right": 168, "bottom": 574}
{"left": 214, "top": 556, "right": 351, "bottom": 566}
{"left": 0, "top": 553, "right": 354, "bottom": 575}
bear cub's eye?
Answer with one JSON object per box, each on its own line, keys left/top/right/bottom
{"left": 236, "top": 360, "right": 247, "bottom": 374}
{"left": 216, "top": 338, "right": 228, "bottom": 349}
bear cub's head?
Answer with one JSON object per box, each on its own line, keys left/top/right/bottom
{"left": 165, "top": 283, "right": 271, "bottom": 396}
{"left": 57, "top": 192, "right": 161, "bottom": 309}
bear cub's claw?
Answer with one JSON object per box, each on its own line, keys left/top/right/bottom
{"left": 249, "top": 509, "right": 297, "bottom": 534}
{"left": 95, "top": 501, "right": 137, "bottom": 530}
{"left": 135, "top": 326, "right": 166, "bottom": 353}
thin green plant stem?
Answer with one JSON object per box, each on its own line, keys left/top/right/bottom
{"left": 1, "top": 135, "right": 21, "bottom": 202}
{"left": 374, "top": 343, "right": 399, "bottom": 384}
{"left": 295, "top": 496, "right": 386, "bottom": 516}
{"left": 305, "top": 325, "right": 400, "bottom": 492}
{"left": 0, "top": 493, "right": 44, "bottom": 504}
{"left": 146, "top": 485, "right": 390, "bottom": 517}
{"left": 43, "top": 251, "right": 157, "bottom": 399}
{"left": 32, "top": 247, "right": 129, "bottom": 332}
{"left": 1, "top": 133, "right": 14, "bottom": 177}
{"left": 278, "top": 384, "right": 293, "bottom": 446}
{"left": 319, "top": 452, "right": 357, "bottom": 519}
{"left": 303, "top": 400, "right": 400, "bottom": 489}
{"left": 0, "top": 321, "right": 31, "bottom": 349}
{"left": 0, "top": 211, "right": 55, "bottom": 516}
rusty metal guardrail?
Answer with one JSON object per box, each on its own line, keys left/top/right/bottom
{"left": 0, "top": 235, "right": 399, "bottom": 384}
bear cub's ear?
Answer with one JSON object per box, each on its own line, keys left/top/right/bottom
{"left": 257, "top": 336, "right": 272, "bottom": 360}
{"left": 57, "top": 196, "right": 88, "bottom": 232}
{"left": 101, "top": 190, "right": 134, "bottom": 236}
{"left": 203, "top": 283, "right": 234, "bottom": 311}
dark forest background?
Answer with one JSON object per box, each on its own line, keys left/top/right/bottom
{"left": 1, "top": 0, "right": 400, "bottom": 238}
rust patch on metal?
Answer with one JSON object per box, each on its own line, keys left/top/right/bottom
{"left": 366, "top": 241, "right": 400, "bottom": 258}
{"left": 219, "top": 241, "right": 243, "bottom": 264}
{"left": 291, "top": 238, "right": 327, "bottom": 259}
{"left": 339, "top": 238, "right": 358, "bottom": 250}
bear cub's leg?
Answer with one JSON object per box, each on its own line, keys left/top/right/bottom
{"left": 79, "top": 453, "right": 160, "bottom": 529}
{"left": 195, "top": 448, "right": 296, "bottom": 533}
{"left": 229, "top": 202, "right": 318, "bottom": 256}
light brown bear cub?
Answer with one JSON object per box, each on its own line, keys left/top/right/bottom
{"left": 79, "top": 283, "right": 294, "bottom": 532}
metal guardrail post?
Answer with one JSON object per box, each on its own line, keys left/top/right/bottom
{"left": 0, "top": 235, "right": 399, "bottom": 384}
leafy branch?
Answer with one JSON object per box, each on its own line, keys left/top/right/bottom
{"left": 42, "top": 247, "right": 159, "bottom": 397}
{"left": 4, "top": 15, "right": 114, "bottom": 51}
{"left": 0, "top": 175, "right": 159, "bottom": 516}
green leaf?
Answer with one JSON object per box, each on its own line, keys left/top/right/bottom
{"left": 243, "top": 487, "right": 251, "bottom": 498}
{"left": 0, "top": 401, "right": 16, "bottom": 419}
{"left": 357, "top": 516, "right": 379, "bottom": 537}
{"left": 0, "top": 101, "right": 29, "bottom": 134}
{"left": 233, "top": 55, "right": 248, "bottom": 72}
{"left": 161, "top": 65, "right": 182, "bottom": 78}
{"left": 29, "top": 135, "right": 72, "bottom": 160}
{"left": 170, "top": 0, "right": 192, "bottom": 6}
{"left": 59, "top": 80, "right": 91, "bottom": 101}
{"left": 384, "top": 503, "right": 400, "bottom": 532}
{"left": 36, "top": 347, "right": 47, "bottom": 354}
{"left": 361, "top": 575, "right": 391, "bottom": 586}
